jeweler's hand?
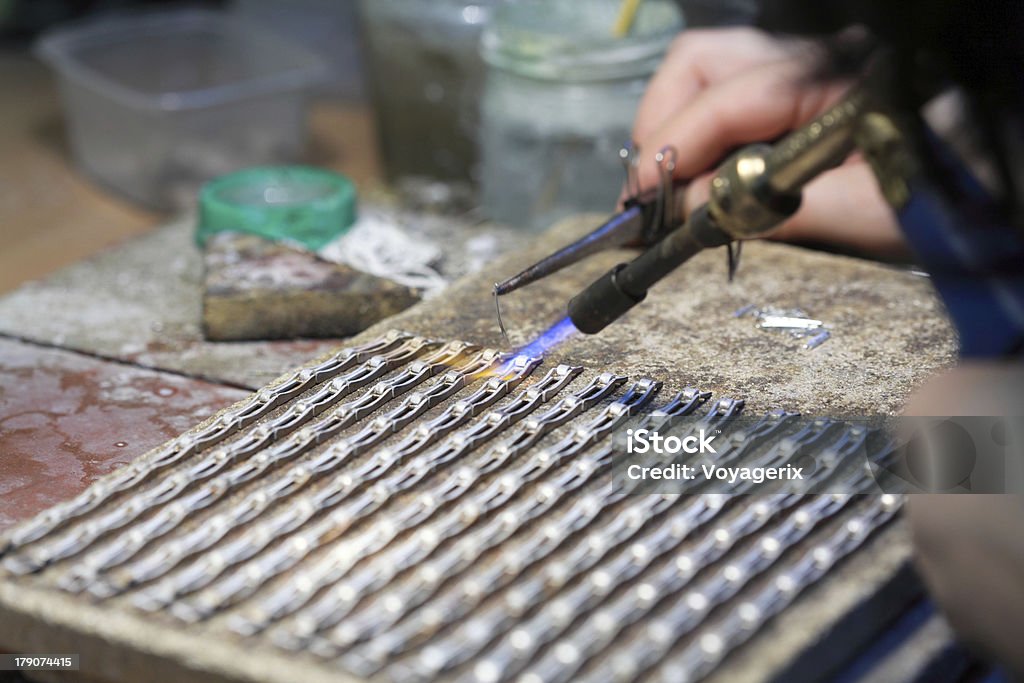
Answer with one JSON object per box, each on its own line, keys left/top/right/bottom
{"left": 628, "top": 27, "right": 907, "bottom": 257}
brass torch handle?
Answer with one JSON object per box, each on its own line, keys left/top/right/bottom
{"left": 708, "top": 87, "right": 866, "bottom": 240}
{"left": 767, "top": 89, "right": 866, "bottom": 194}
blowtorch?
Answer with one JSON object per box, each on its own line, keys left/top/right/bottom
{"left": 494, "top": 74, "right": 911, "bottom": 336}
{"left": 494, "top": 19, "right": 1024, "bottom": 358}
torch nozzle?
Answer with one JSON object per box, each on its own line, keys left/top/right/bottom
{"left": 568, "top": 205, "right": 730, "bottom": 334}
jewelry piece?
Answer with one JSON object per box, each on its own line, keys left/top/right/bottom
{"left": 0, "top": 333, "right": 904, "bottom": 683}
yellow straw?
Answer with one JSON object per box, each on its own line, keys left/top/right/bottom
{"left": 612, "top": 0, "right": 644, "bottom": 38}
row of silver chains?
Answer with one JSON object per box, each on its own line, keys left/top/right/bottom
{"left": 0, "top": 332, "right": 904, "bottom": 683}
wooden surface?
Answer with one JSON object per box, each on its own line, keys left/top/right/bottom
{"left": 0, "top": 48, "right": 382, "bottom": 295}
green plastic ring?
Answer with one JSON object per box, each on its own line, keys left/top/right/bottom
{"left": 196, "top": 166, "right": 357, "bottom": 250}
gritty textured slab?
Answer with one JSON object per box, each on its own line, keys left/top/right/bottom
{"left": 0, "top": 338, "right": 246, "bottom": 531}
{"left": 202, "top": 233, "right": 419, "bottom": 341}
{"left": 0, "top": 213, "right": 956, "bottom": 407}
{"left": 0, "top": 210, "right": 528, "bottom": 390}
{"left": 0, "top": 214, "right": 958, "bottom": 683}
{"left": 0, "top": 220, "right": 341, "bottom": 389}
{"left": 349, "top": 214, "right": 959, "bottom": 416}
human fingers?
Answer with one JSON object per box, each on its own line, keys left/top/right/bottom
{"left": 634, "top": 57, "right": 849, "bottom": 193}
{"left": 633, "top": 27, "right": 800, "bottom": 142}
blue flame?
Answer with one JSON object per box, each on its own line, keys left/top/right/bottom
{"left": 511, "top": 316, "right": 579, "bottom": 363}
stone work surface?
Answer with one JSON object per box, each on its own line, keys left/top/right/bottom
{"left": 0, "top": 213, "right": 960, "bottom": 683}
{"left": 349, "top": 214, "right": 958, "bottom": 416}
{"left": 0, "top": 214, "right": 956, "bottom": 411}
{"left": 0, "top": 220, "right": 345, "bottom": 390}
{"left": 0, "top": 332, "right": 917, "bottom": 683}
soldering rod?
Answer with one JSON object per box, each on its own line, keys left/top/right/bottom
{"left": 567, "top": 204, "right": 730, "bottom": 333}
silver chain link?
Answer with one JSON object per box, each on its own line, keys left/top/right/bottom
{"left": 374, "top": 399, "right": 750, "bottom": 682}
{"left": 319, "top": 389, "right": 715, "bottom": 665}
{"left": 3, "top": 334, "right": 440, "bottom": 575}
{"left": 134, "top": 363, "right": 582, "bottom": 620}
{"left": 549, "top": 459, "right": 900, "bottom": 683}
{"left": 385, "top": 419, "right": 891, "bottom": 683}
{"left": 648, "top": 494, "right": 903, "bottom": 683}
{"left": 99, "top": 354, "right": 542, "bottom": 599}
{"left": 221, "top": 369, "right": 622, "bottom": 635}
{"left": 54, "top": 345, "right": 509, "bottom": 596}
{"left": 269, "top": 377, "right": 664, "bottom": 652}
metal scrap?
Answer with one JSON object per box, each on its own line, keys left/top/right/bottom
{"left": 735, "top": 304, "right": 832, "bottom": 350}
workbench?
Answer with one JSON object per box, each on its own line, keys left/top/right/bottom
{"left": 0, "top": 48, "right": 979, "bottom": 683}
{"left": 0, "top": 204, "right": 975, "bottom": 683}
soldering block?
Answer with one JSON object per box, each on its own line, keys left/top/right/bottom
{"left": 201, "top": 232, "right": 420, "bottom": 341}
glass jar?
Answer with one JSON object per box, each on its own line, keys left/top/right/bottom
{"left": 479, "top": 0, "right": 682, "bottom": 231}
{"left": 359, "top": 0, "right": 499, "bottom": 187}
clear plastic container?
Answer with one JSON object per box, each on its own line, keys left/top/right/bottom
{"left": 36, "top": 9, "right": 328, "bottom": 210}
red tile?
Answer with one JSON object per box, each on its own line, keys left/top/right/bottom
{"left": 0, "top": 339, "right": 247, "bottom": 531}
